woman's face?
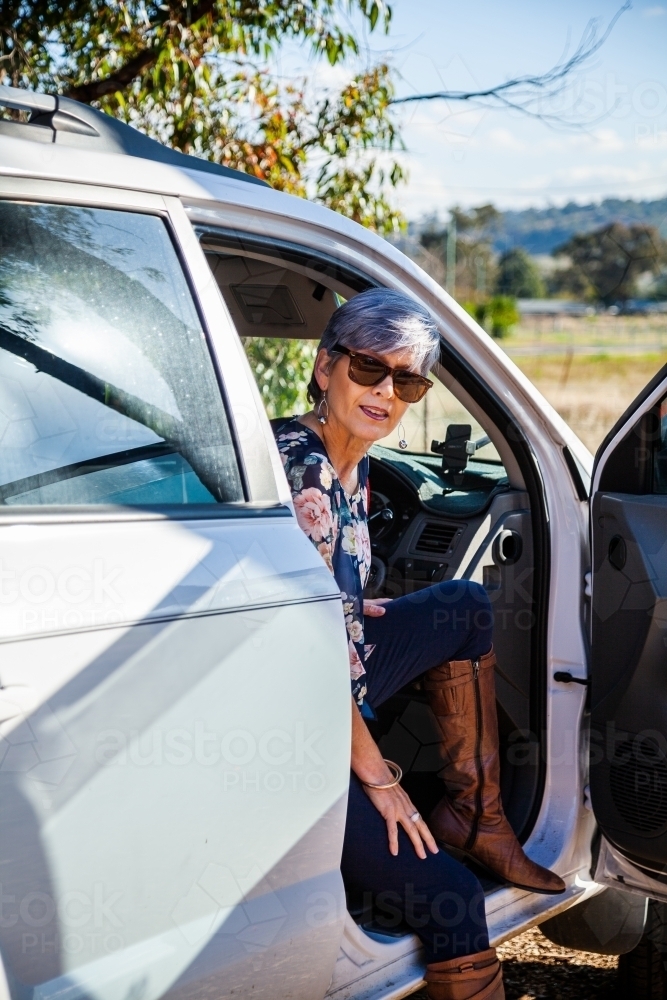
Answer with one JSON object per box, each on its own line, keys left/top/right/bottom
{"left": 314, "top": 345, "right": 420, "bottom": 446}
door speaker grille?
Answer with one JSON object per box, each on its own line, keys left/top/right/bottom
{"left": 610, "top": 738, "right": 667, "bottom": 834}
{"left": 415, "top": 522, "right": 458, "bottom": 554}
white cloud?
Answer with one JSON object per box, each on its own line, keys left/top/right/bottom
{"left": 522, "top": 128, "right": 624, "bottom": 154}
{"left": 635, "top": 125, "right": 667, "bottom": 149}
{"left": 410, "top": 124, "right": 627, "bottom": 159}
{"left": 393, "top": 148, "right": 667, "bottom": 216}
{"left": 589, "top": 128, "right": 626, "bottom": 152}
{"left": 561, "top": 162, "right": 658, "bottom": 184}
{"left": 486, "top": 128, "right": 526, "bottom": 151}
{"left": 643, "top": 4, "right": 666, "bottom": 15}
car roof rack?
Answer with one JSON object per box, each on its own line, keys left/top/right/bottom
{"left": 0, "top": 84, "right": 267, "bottom": 187}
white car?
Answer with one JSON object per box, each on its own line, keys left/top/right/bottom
{"left": 0, "top": 84, "right": 666, "bottom": 1000}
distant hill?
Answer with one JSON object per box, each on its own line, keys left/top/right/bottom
{"left": 410, "top": 197, "right": 667, "bottom": 256}
{"left": 491, "top": 197, "right": 667, "bottom": 255}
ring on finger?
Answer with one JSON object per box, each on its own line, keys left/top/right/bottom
{"left": 409, "top": 811, "right": 421, "bottom": 823}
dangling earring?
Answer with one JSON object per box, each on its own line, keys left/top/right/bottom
{"left": 398, "top": 422, "right": 408, "bottom": 450}
{"left": 317, "top": 392, "right": 329, "bottom": 425}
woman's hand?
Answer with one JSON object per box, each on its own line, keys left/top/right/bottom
{"left": 363, "top": 598, "right": 391, "bottom": 617}
{"left": 350, "top": 695, "right": 438, "bottom": 859}
{"left": 363, "top": 782, "right": 439, "bottom": 859}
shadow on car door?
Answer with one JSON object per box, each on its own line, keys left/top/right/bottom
{"left": 0, "top": 198, "right": 350, "bottom": 1000}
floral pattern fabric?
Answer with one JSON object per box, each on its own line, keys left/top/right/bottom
{"left": 275, "top": 417, "right": 372, "bottom": 706}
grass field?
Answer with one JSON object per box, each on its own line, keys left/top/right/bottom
{"left": 511, "top": 352, "right": 667, "bottom": 455}
{"left": 499, "top": 315, "right": 667, "bottom": 454}
{"left": 377, "top": 348, "right": 667, "bottom": 458}
{"left": 508, "top": 313, "right": 667, "bottom": 357}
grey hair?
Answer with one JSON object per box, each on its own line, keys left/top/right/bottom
{"left": 308, "top": 288, "right": 441, "bottom": 403}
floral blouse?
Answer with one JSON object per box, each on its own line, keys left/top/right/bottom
{"left": 275, "top": 417, "right": 372, "bottom": 708}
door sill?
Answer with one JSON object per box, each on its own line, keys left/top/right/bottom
{"left": 325, "top": 912, "right": 423, "bottom": 999}
{"left": 328, "top": 871, "right": 592, "bottom": 999}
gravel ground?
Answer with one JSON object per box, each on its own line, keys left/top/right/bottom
{"left": 497, "top": 926, "right": 618, "bottom": 999}
{"left": 409, "top": 925, "right": 619, "bottom": 999}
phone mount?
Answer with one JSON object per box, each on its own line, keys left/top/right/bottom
{"left": 431, "top": 424, "right": 472, "bottom": 486}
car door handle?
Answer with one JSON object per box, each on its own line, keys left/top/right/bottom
{"left": 554, "top": 671, "right": 590, "bottom": 686}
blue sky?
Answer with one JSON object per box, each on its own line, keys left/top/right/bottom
{"left": 278, "top": 0, "right": 667, "bottom": 218}
{"left": 384, "top": 0, "right": 667, "bottom": 216}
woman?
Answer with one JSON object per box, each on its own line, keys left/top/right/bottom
{"left": 275, "top": 289, "right": 564, "bottom": 1000}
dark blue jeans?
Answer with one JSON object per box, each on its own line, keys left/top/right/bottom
{"left": 341, "top": 580, "right": 493, "bottom": 963}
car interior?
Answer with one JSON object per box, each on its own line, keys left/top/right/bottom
{"left": 201, "top": 228, "right": 549, "bottom": 924}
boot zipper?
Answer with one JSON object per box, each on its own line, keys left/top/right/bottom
{"left": 465, "top": 659, "right": 483, "bottom": 852}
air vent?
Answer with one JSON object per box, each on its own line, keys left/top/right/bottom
{"left": 610, "top": 738, "right": 667, "bottom": 834}
{"left": 415, "top": 521, "right": 459, "bottom": 555}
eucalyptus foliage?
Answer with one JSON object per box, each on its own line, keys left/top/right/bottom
{"left": 1, "top": 2, "right": 407, "bottom": 415}
{"left": 1, "top": 1, "right": 404, "bottom": 232}
{"left": 243, "top": 337, "right": 318, "bottom": 419}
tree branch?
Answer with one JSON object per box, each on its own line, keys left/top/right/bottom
{"left": 64, "top": 48, "right": 159, "bottom": 103}
{"left": 391, "top": 2, "right": 630, "bottom": 128}
{"left": 63, "top": 0, "right": 219, "bottom": 104}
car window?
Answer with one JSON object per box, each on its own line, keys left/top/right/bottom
{"left": 654, "top": 393, "right": 667, "bottom": 494}
{"left": 376, "top": 378, "right": 502, "bottom": 465}
{"left": 201, "top": 238, "right": 504, "bottom": 475}
{"left": 0, "top": 203, "right": 243, "bottom": 506}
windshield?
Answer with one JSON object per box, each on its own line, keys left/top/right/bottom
{"left": 376, "top": 378, "right": 502, "bottom": 463}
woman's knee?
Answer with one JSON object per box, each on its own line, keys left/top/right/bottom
{"left": 441, "top": 857, "right": 484, "bottom": 904}
{"left": 460, "top": 581, "right": 493, "bottom": 637}
{"left": 431, "top": 580, "right": 491, "bottom": 631}
{"left": 431, "top": 578, "right": 489, "bottom": 610}
{"left": 462, "top": 579, "right": 491, "bottom": 613}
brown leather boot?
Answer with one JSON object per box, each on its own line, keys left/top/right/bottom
{"left": 425, "top": 649, "right": 566, "bottom": 895}
{"left": 425, "top": 948, "right": 504, "bottom": 999}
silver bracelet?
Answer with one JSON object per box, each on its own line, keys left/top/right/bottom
{"left": 361, "top": 759, "right": 403, "bottom": 789}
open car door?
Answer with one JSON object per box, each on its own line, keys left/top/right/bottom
{"left": 590, "top": 361, "right": 667, "bottom": 899}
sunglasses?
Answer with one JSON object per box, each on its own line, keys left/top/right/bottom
{"left": 331, "top": 344, "right": 433, "bottom": 403}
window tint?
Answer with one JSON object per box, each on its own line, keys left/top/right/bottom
{"left": 0, "top": 203, "right": 243, "bottom": 506}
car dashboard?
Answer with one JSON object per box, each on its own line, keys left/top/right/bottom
{"left": 367, "top": 446, "right": 512, "bottom": 598}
